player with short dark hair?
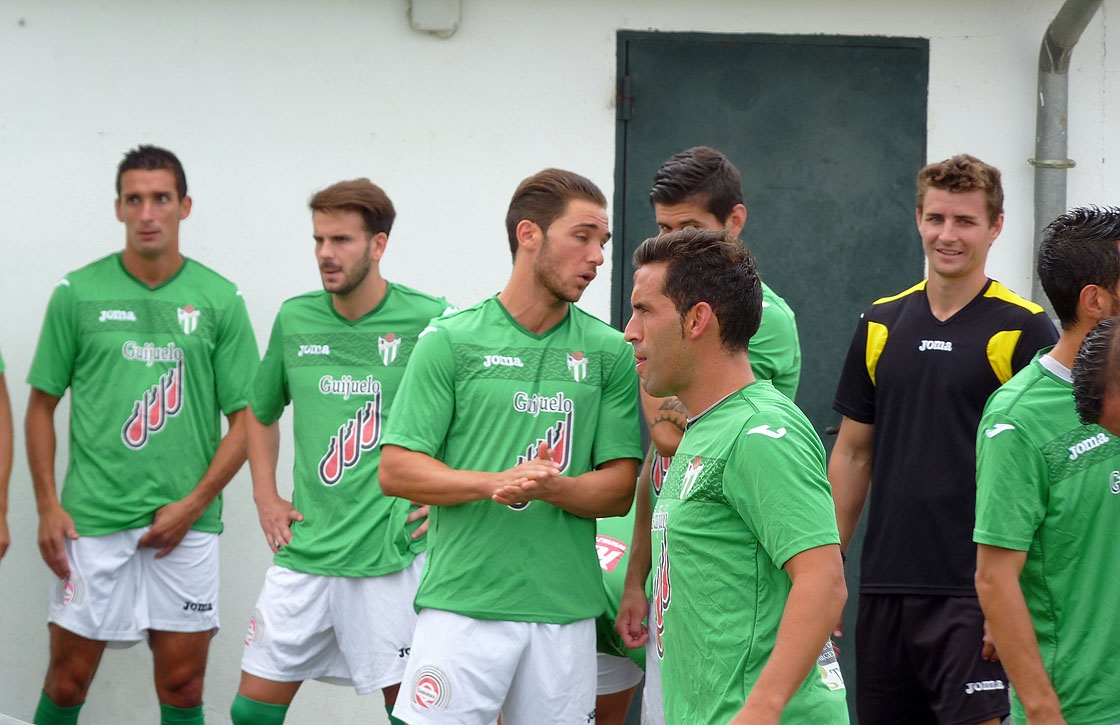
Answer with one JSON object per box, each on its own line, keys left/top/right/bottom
{"left": 27, "top": 145, "right": 259, "bottom": 725}
{"left": 1073, "top": 316, "right": 1120, "bottom": 433}
{"left": 624, "top": 226, "right": 847, "bottom": 722}
{"left": 976, "top": 206, "right": 1120, "bottom": 724}
{"left": 829, "top": 153, "right": 1057, "bottom": 724}
{"left": 229, "top": 178, "right": 453, "bottom": 725}
{"left": 380, "top": 168, "right": 642, "bottom": 724}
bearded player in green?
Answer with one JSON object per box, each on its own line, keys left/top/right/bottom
{"left": 26, "top": 146, "right": 259, "bottom": 725}
{"left": 380, "top": 169, "right": 642, "bottom": 724}
{"left": 623, "top": 227, "right": 847, "bottom": 724}
{"left": 229, "top": 180, "right": 452, "bottom": 725}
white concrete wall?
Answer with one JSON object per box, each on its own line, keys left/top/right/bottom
{"left": 0, "top": 1, "right": 1115, "bottom": 722}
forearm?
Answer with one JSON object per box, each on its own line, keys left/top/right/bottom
{"left": 379, "top": 444, "right": 500, "bottom": 506}
{"left": 828, "top": 419, "right": 873, "bottom": 550}
{"left": 623, "top": 450, "right": 654, "bottom": 588}
{"left": 25, "top": 390, "right": 61, "bottom": 512}
{"left": 975, "top": 545, "right": 1063, "bottom": 719}
{"left": 246, "top": 407, "right": 282, "bottom": 504}
{"left": 180, "top": 408, "right": 249, "bottom": 516}
{"left": 542, "top": 458, "right": 638, "bottom": 518}
{"left": 0, "top": 376, "right": 12, "bottom": 517}
{"left": 740, "top": 546, "right": 847, "bottom": 717}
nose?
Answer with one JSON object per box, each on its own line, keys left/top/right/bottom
{"left": 590, "top": 243, "right": 605, "bottom": 267}
{"left": 623, "top": 312, "right": 639, "bottom": 343}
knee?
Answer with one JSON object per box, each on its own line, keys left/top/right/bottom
{"left": 156, "top": 662, "right": 205, "bottom": 708}
{"left": 43, "top": 657, "right": 96, "bottom": 706}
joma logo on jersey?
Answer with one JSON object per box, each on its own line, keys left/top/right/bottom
{"left": 654, "top": 535, "right": 671, "bottom": 660}
{"left": 483, "top": 354, "right": 523, "bottom": 368}
{"left": 99, "top": 309, "right": 136, "bottom": 322}
{"left": 122, "top": 358, "right": 184, "bottom": 449}
{"left": 122, "top": 341, "right": 184, "bottom": 367}
{"left": 378, "top": 333, "right": 401, "bottom": 366}
{"left": 177, "top": 305, "right": 200, "bottom": 335}
{"left": 680, "top": 456, "right": 704, "bottom": 499}
{"left": 1068, "top": 432, "right": 1109, "bottom": 461}
{"left": 567, "top": 351, "right": 588, "bottom": 382}
{"left": 319, "top": 375, "right": 380, "bottom": 401}
{"left": 318, "top": 396, "right": 383, "bottom": 487}
{"left": 918, "top": 339, "right": 953, "bottom": 351}
{"left": 651, "top": 452, "right": 671, "bottom": 496}
{"left": 298, "top": 344, "right": 330, "bottom": 357}
{"left": 596, "top": 534, "right": 627, "bottom": 573}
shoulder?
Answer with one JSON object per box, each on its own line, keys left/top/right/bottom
{"left": 568, "top": 305, "right": 628, "bottom": 343}
{"left": 866, "top": 280, "right": 927, "bottom": 318}
{"left": 759, "top": 279, "right": 796, "bottom": 318}
{"left": 180, "top": 258, "right": 246, "bottom": 301}
{"left": 276, "top": 290, "right": 328, "bottom": 316}
{"left": 387, "top": 282, "right": 456, "bottom": 315}
{"left": 425, "top": 297, "right": 488, "bottom": 333}
{"left": 57, "top": 253, "right": 121, "bottom": 290}
{"left": 982, "top": 280, "right": 1046, "bottom": 316}
{"left": 984, "top": 360, "right": 1048, "bottom": 417}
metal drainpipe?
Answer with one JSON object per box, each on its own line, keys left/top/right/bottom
{"left": 1030, "top": 0, "right": 1102, "bottom": 311}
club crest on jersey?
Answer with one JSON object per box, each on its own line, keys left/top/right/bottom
{"left": 378, "top": 333, "right": 401, "bottom": 366}
{"left": 567, "top": 351, "right": 588, "bottom": 382}
{"left": 412, "top": 666, "right": 451, "bottom": 710}
{"left": 680, "top": 456, "right": 704, "bottom": 499}
{"left": 654, "top": 535, "right": 671, "bottom": 660}
{"left": 596, "top": 534, "right": 628, "bottom": 573}
{"left": 318, "top": 395, "right": 383, "bottom": 486}
{"left": 651, "top": 452, "right": 672, "bottom": 496}
{"left": 122, "top": 358, "right": 184, "bottom": 449}
{"left": 177, "top": 305, "right": 200, "bottom": 335}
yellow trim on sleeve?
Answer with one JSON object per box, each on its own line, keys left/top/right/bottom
{"left": 873, "top": 280, "right": 926, "bottom": 306}
{"left": 983, "top": 281, "right": 1046, "bottom": 314}
{"left": 866, "top": 321, "right": 889, "bottom": 385}
{"left": 987, "top": 329, "right": 1023, "bottom": 384}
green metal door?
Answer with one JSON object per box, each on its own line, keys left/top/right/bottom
{"left": 612, "top": 31, "right": 929, "bottom": 721}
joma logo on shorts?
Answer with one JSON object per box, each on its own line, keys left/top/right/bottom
{"left": 964, "top": 679, "right": 1005, "bottom": 694}
{"left": 918, "top": 339, "right": 953, "bottom": 351}
{"left": 1068, "top": 432, "right": 1109, "bottom": 460}
{"left": 182, "top": 601, "right": 213, "bottom": 612}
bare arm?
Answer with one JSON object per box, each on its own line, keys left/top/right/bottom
{"left": 975, "top": 544, "right": 1066, "bottom": 724}
{"left": 0, "top": 374, "right": 13, "bottom": 560}
{"left": 246, "top": 405, "right": 303, "bottom": 554}
{"left": 492, "top": 446, "right": 637, "bottom": 518}
{"left": 730, "top": 544, "right": 847, "bottom": 724}
{"left": 639, "top": 388, "right": 687, "bottom": 458}
{"left": 828, "top": 416, "right": 874, "bottom": 551}
{"left": 138, "top": 407, "right": 249, "bottom": 557}
{"left": 616, "top": 447, "right": 654, "bottom": 648}
{"left": 26, "top": 388, "right": 77, "bottom": 578}
{"left": 380, "top": 444, "right": 561, "bottom": 507}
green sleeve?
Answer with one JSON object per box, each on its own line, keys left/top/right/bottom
{"left": 381, "top": 325, "right": 456, "bottom": 455}
{"left": 750, "top": 301, "right": 801, "bottom": 400}
{"left": 27, "top": 281, "right": 79, "bottom": 397}
{"left": 726, "top": 426, "right": 838, "bottom": 568}
{"left": 591, "top": 339, "right": 643, "bottom": 467}
{"left": 249, "top": 310, "right": 289, "bottom": 425}
{"left": 974, "top": 413, "right": 1045, "bottom": 551}
{"left": 212, "top": 289, "right": 260, "bottom": 416}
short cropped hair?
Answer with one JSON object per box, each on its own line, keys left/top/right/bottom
{"left": 117, "top": 145, "right": 187, "bottom": 200}
{"left": 1073, "top": 317, "right": 1120, "bottom": 426}
{"left": 309, "top": 178, "right": 396, "bottom": 237}
{"left": 505, "top": 169, "right": 606, "bottom": 261}
{"left": 915, "top": 154, "right": 1003, "bottom": 224}
{"left": 1038, "top": 206, "right": 1120, "bottom": 329}
{"left": 649, "top": 146, "right": 743, "bottom": 224}
{"left": 632, "top": 227, "right": 761, "bottom": 353}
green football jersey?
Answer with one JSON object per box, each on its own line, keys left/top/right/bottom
{"left": 975, "top": 353, "right": 1120, "bottom": 725}
{"left": 382, "top": 297, "right": 643, "bottom": 624}
{"left": 251, "top": 284, "right": 452, "bottom": 577}
{"left": 27, "top": 253, "right": 259, "bottom": 535}
{"left": 652, "top": 381, "right": 847, "bottom": 724}
{"left": 595, "top": 508, "right": 646, "bottom": 670}
{"left": 754, "top": 280, "right": 802, "bottom": 400}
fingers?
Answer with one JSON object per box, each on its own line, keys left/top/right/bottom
{"left": 411, "top": 518, "right": 429, "bottom": 539}
{"left": 832, "top": 616, "right": 844, "bottom": 639}
{"left": 405, "top": 505, "right": 429, "bottom": 525}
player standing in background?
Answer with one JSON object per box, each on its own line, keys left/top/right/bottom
{"left": 594, "top": 507, "right": 646, "bottom": 725}
{"left": 615, "top": 146, "right": 805, "bottom": 722}
{"left": 829, "top": 154, "right": 1057, "bottom": 724}
{"left": 976, "top": 207, "right": 1120, "bottom": 724}
{"left": 624, "top": 227, "right": 846, "bottom": 723}
{"left": 26, "top": 145, "right": 259, "bottom": 725}
{"left": 0, "top": 347, "right": 12, "bottom": 561}
{"left": 1073, "top": 315, "right": 1120, "bottom": 434}
{"left": 380, "top": 168, "right": 642, "bottom": 724}
{"left": 230, "top": 178, "right": 453, "bottom": 725}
